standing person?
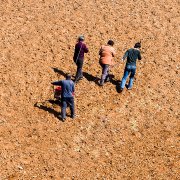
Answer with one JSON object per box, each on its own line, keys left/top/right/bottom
{"left": 51, "top": 74, "right": 75, "bottom": 122}
{"left": 119, "top": 42, "right": 142, "bottom": 92}
{"left": 99, "top": 40, "right": 116, "bottom": 86}
{"left": 73, "top": 35, "right": 89, "bottom": 83}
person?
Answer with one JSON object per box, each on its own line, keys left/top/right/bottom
{"left": 73, "top": 35, "right": 89, "bottom": 83}
{"left": 51, "top": 74, "right": 75, "bottom": 121}
{"left": 119, "top": 42, "right": 142, "bottom": 92}
{"left": 99, "top": 40, "right": 116, "bottom": 86}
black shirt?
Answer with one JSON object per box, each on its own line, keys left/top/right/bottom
{"left": 123, "top": 48, "right": 142, "bottom": 66}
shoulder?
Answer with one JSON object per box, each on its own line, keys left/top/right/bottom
{"left": 67, "top": 80, "right": 74, "bottom": 84}
{"left": 75, "top": 42, "right": 81, "bottom": 47}
{"left": 110, "top": 46, "right": 115, "bottom": 51}
{"left": 109, "top": 46, "right": 115, "bottom": 53}
{"left": 101, "top": 45, "right": 105, "bottom": 49}
{"left": 132, "top": 48, "right": 140, "bottom": 52}
{"left": 83, "top": 42, "right": 87, "bottom": 47}
{"left": 70, "top": 80, "right": 74, "bottom": 84}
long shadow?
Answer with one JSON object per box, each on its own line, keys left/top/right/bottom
{"left": 34, "top": 100, "right": 72, "bottom": 121}
{"left": 34, "top": 101, "right": 63, "bottom": 121}
{"left": 83, "top": 72, "right": 121, "bottom": 91}
{"left": 83, "top": 72, "right": 100, "bottom": 85}
{"left": 107, "top": 74, "right": 122, "bottom": 93}
{"left": 52, "top": 67, "right": 66, "bottom": 77}
{"left": 110, "top": 74, "right": 120, "bottom": 86}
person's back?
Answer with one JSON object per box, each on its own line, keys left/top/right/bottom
{"left": 119, "top": 42, "right": 142, "bottom": 92}
{"left": 99, "top": 45, "right": 115, "bottom": 65}
{"left": 73, "top": 41, "right": 88, "bottom": 61}
{"left": 99, "top": 40, "right": 115, "bottom": 86}
{"left": 61, "top": 79, "right": 74, "bottom": 98}
{"left": 51, "top": 74, "right": 75, "bottom": 121}
{"left": 123, "top": 48, "right": 141, "bottom": 66}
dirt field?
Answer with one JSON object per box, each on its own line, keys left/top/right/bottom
{"left": 0, "top": 0, "right": 179, "bottom": 179}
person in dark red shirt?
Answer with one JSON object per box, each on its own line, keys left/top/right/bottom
{"left": 73, "top": 35, "right": 89, "bottom": 83}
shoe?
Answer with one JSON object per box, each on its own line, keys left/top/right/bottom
{"left": 105, "top": 76, "right": 110, "bottom": 82}
{"left": 71, "top": 115, "right": 76, "bottom": 119}
{"left": 117, "top": 88, "right": 123, "bottom": 93}
{"left": 79, "top": 76, "right": 84, "bottom": 80}
{"left": 99, "top": 80, "right": 104, "bottom": 86}
{"left": 58, "top": 115, "right": 66, "bottom": 122}
{"left": 61, "top": 118, "right": 66, "bottom": 122}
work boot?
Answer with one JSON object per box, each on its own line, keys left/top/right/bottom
{"left": 58, "top": 115, "right": 66, "bottom": 122}
{"left": 105, "top": 76, "right": 110, "bottom": 82}
{"left": 117, "top": 87, "right": 123, "bottom": 93}
{"left": 99, "top": 79, "right": 104, "bottom": 86}
{"left": 71, "top": 115, "right": 76, "bottom": 120}
{"left": 79, "top": 75, "right": 84, "bottom": 80}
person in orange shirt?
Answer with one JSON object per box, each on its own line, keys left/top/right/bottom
{"left": 99, "top": 40, "right": 116, "bottom": 86}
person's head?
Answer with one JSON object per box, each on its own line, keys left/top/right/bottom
{"left": 78, "top": 35, "right": 85, "bottom": 42}
{"left": 107, "top": 39, "right": 114, "bottom": 46}
{"left": 66, "top": 73, "right": 71, "bottom": 80}
{"left": 134, "top": 42, "right": 141, "bottom": 49}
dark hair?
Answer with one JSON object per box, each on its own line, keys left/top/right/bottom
{"left": 134, "top": 42, "right": 141, "bottom": 48}
{"left": 107, "top": 40, "right": 114, "bottom": 46}
{"left": 66, "top": 74, "right": 71, "bottom": 80}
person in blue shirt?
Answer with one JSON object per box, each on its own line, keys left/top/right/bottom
{"left": 52, "top": 74, "right": 75, "bottom": 121}
{"left": 119, "top": 42, "right": 142, "bottom": 92}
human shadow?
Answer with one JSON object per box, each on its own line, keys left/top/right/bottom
{"left": 83, "top": 72, "right": 100, "bottom": 85}
{"left": 83, "top": 72, "right": 121, "bottom": 91}
{"left": 34, "top": 100, "right": 72, "bottom": 121}
{"left": 34, "top": 101, "right": 63, "bottom": 121}
{"left": 110, "top": 75, "right": 120, "bottom": 85}
{"left": 52, "top": 67, "right": 66, "bottom": 77}
{"left": 116, "top": 82, "right": 122, "bottom": 93}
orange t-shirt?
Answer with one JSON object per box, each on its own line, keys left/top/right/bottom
{"left": 99, "top": 45, "right": 116, "bottom": 65}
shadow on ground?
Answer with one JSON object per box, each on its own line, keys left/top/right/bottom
{"left": 34, "top": 100, "right": 63, "bottom": 121}
{"left": 52, "top": 67, "right": 67, "bottom": 78}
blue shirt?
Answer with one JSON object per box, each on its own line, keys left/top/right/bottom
{"left": 52, "top": 80, "right": 75, "bottom": 98}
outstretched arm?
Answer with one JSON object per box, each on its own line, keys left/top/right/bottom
{"left": 51, "top": 81, "right": 62, "bottom": 86}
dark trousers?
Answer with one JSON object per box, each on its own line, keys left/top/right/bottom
{"left": 61, "top": 97, "right": 75, "bottom": 119}
{"left": 75, "top": 59, "right": 84, "bottom": 82}
{"left": 100, "top": 64, "right": 110, "bottom": 84}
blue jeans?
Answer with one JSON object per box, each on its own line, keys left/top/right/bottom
{"left": 61, "top": 97, "right": 75, "bottom": 119}
{"left": 120, "top": 65, "right": 136, "bottom": 89}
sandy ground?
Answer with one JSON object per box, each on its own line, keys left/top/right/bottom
{"left": 0, "top": 0, "right": 179, "bottom": 179}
